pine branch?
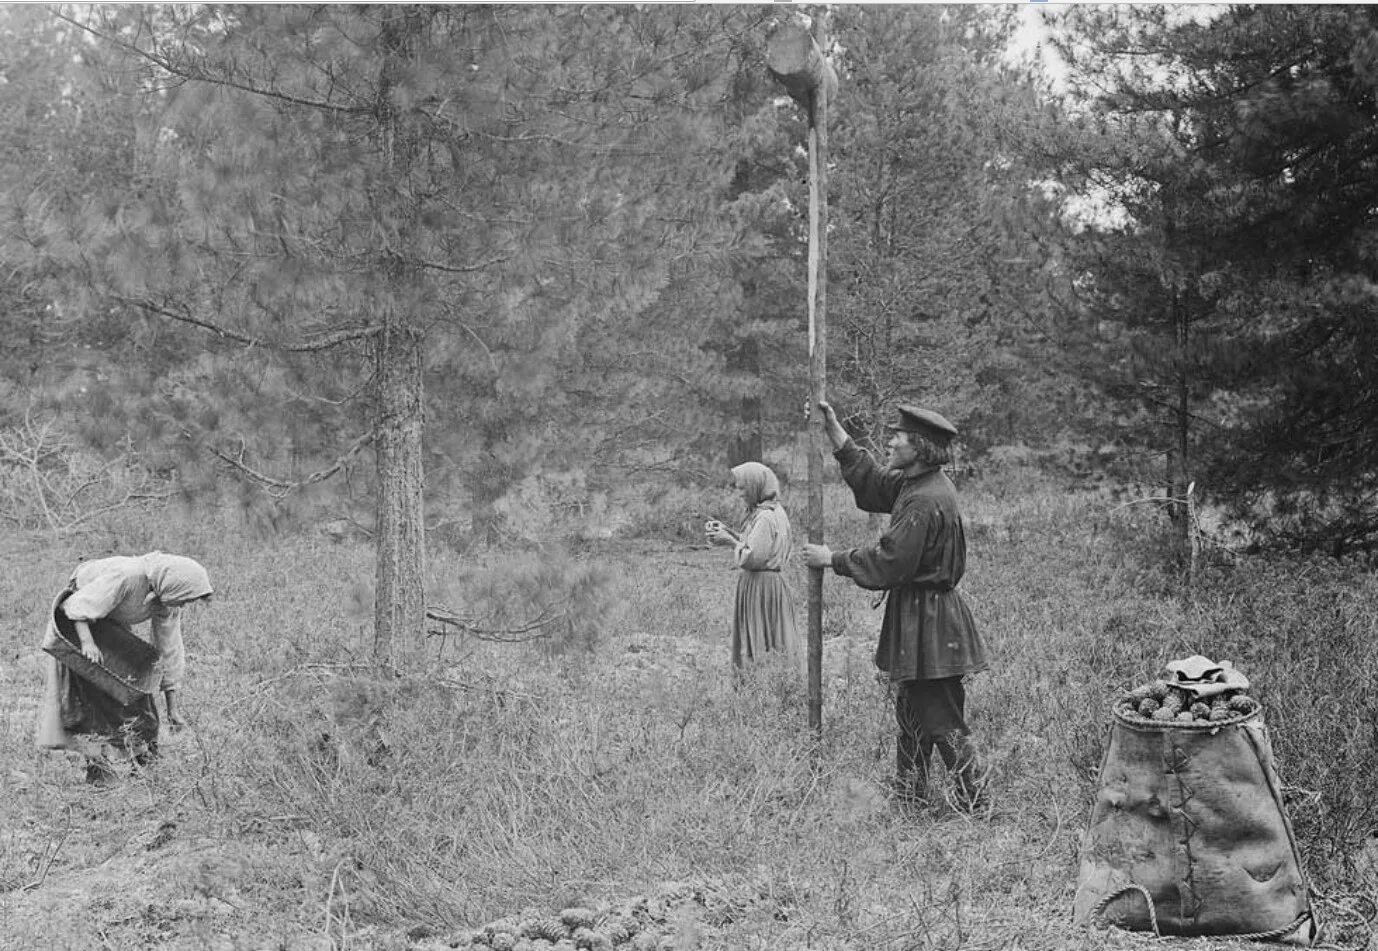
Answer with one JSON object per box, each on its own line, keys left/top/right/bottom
{"left": 206, "top": 430, "right": 375, "bottom": 500}
{"left": 55, "top": 11, "right": 368, "bottom": 117}
{"left": 120, "top": 296, "right": 382, "bottom": 352}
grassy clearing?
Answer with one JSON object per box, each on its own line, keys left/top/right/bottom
{"left": 0, "top": 473, "right": 1375, "bottom": 950}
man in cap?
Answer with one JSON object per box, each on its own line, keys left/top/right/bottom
{"left": 803, "top": 399, "right": 988, "bottom": 811}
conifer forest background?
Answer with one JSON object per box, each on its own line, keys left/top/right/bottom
{"left": 1, "top": 5, "right": 1377, "bottom": 951}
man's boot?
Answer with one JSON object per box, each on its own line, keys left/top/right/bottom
{"left": 935, "top": 732, "right": 987, "bottom": 813}
{"left": 893, "top": 729, "right": 933, "bottom": 807}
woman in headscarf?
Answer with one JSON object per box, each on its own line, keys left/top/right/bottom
{"left": 705, "top": 462, "right": 800, "bottom": 667}
{"left": 36, "top": 551, "right": 213, "bottom": 780}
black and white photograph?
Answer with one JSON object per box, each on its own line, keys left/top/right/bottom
{"left": 1, "top": 4, "right": 1376, "bottom": 949}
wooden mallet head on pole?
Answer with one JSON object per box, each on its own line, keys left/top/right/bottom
{"left": 765, "top": 17, "right": 837, "bottom": 113}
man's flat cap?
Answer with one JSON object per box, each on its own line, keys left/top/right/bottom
{"left": 886, "top": 404, "right": 958, "bottom": 438}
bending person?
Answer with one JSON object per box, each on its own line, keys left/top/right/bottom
{"left": 37, "top": 551, "right": 213, "bottom": 781}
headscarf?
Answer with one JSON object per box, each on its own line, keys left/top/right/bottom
{"left": 731, "top": 462, "right": 781, "bottom": 511}
{"left": 139, "top": 552, "right": 213, "bottom": 605}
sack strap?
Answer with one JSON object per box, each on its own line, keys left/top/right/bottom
{"left": 1092, "top": 884, "right": 1161, "bottom": 937}
{"left": 1093, "top": 884, "right": 1316, "bottom": 944}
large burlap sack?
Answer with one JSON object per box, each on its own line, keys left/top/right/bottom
{"left": 1074, "top": 707, "right": 1317, "bottom": 945}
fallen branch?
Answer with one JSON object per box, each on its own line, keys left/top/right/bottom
{"left": 22, "top": 806, "right": 73, "bottom": 892}
{"left": 425, "top": 603, "right": 569, "bottom": 643}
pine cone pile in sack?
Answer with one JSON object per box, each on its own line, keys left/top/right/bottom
{"left": 1073, "top": 656, "right": 1318, "bottom": 945}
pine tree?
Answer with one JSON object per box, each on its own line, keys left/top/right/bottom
{"left": 823, "top": 5, "right": 1056, "bottom": 451}
{"left": 1045, "top": 5, "right": 1378, "bottom": 555}
{"left": 37, "top": 5, "right": 779, "bottom": 658}
{"left": 0, "top": 6, "right": 143, "bottom": 413}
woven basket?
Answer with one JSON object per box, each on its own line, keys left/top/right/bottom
{"left": 44, "top": 605, "right": 161, "bottom": 705}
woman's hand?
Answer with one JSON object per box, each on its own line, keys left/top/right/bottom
{"left": 165, "top": 689, "right": 186, "bottom": 731}
{"left": 74, "top": 620, "right": 103, "bottom": 665}
{"left": 704, "top": 519, "right": 737, "bottom": 545}
{"left": 801, "top": 543, "right": 834, "bottom": 569}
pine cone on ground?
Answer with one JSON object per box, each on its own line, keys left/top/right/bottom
{"left": 525, "top": 919, "right": 570, "bottom": 943}
{"left": 561, "top": 909, "right": 598, "bottom": 932}
{"left": 603, "top": 915, "right": 638, "bottom": 944}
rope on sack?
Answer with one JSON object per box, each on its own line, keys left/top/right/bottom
{"left": 1093, "top": 889, "right": 1377, "bottom": 949}
{"left": 1232, "top": 910, "right": 1313, "bottom": 943}
{"left": 1093, "top": 888, "right": 1309, "bottom": 944}
{"left": 1092, "top": 884, "right": 1161, "bottom": 938}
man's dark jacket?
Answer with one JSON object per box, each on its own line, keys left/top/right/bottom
{"left": 830, "top": 440, "right": 988, "bottom": 683}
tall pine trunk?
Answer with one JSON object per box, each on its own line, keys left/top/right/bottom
{"left": 373, "top": 321, "right": 426, "bottom": 666}
{"left": 371, "top": 8, "right": 427, "bottom": 665}
{"left": 728, "top": 338, "right": 764, "bottom": 466}
{"left": 1166, "top": 284, "right": 1192, "bottom": 567}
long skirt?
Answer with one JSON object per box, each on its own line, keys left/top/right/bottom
{"left": 731, "top": 569, "right": 800, "bottom": 667}
{"left": 37, "top": 655, "right": 160, "bottom": 763}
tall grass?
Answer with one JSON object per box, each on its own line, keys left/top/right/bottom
{"left": 0, "top": 471, "right": 1374, "bottom": 950}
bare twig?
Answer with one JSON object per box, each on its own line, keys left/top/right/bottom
{"left": 323, "top": 859, "right": 352, "bottom": 946}
{"left": 425, "top": 603, "right": 570, "bottom": 643}
{"left": 120, "top": 296, "right": 382, "bottom": 353}
{"left": 0, "top": 411, "right": 172, "bottom": 534}
{"left": 22, "top": 806, "right": 73, "bottom": 892}
{"left": 205, "top": 430, "right": 375, "bottom": 500}
{"left": 412, "top": 252, "right": 512, "bottom": 275}
{"left": 56, "top": 11, "right": 368, "bottom": 117}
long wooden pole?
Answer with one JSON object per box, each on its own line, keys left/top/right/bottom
{"left": 805, "top": 20, "right": 830, "bottom": 734}
{"left": 767, "top": 15, "right": 834, "bottom": 732}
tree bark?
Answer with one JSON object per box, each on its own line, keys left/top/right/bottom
{"left": 373, "top": 321, "right": 426, "bottom": 666}
{"left": 1169, "top": 285, "right": 1192, "bottom": 567}
{"left": 371, "top": 8, "right": 428, "bottom": 666}
{"left": 728, "top": 337, "right": 764, "bottom": 467}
